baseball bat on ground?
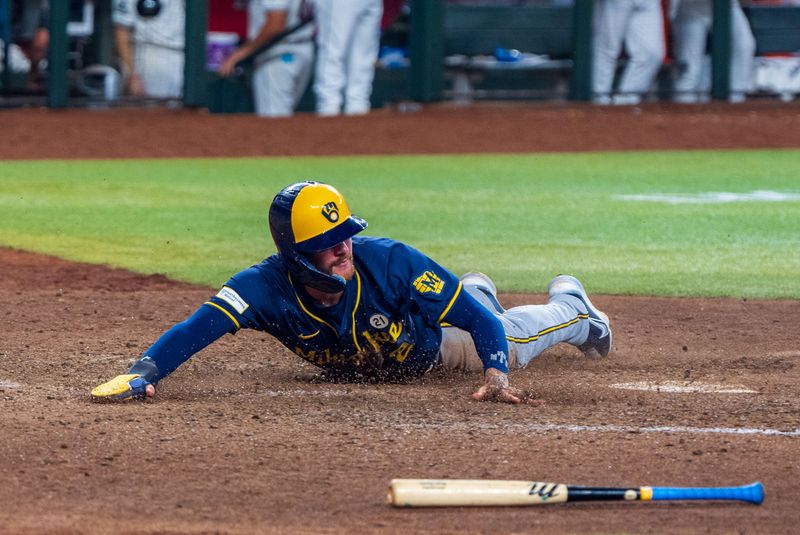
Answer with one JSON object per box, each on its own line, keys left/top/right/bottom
{"left": 387, "top": 479, "right": 764, "bottom": 507}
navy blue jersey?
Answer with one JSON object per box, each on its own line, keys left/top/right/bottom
{"left": 206, "top": 237, "right": 463, "bottom": 380}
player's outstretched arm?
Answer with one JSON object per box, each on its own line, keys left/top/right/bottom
{"left": 91, "top": 304, "right": 236, "bottom": 401}
{"left": 442, "top": 291, "right": 528, "bottom": 404}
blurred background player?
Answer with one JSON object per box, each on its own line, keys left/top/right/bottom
{"left": 592, "top": 0, "right": 665, "bottom": 105}
{"left": 671, "top": 0, "right": 756, "bottom": 103}
{"left": 112, "top": 0, "right": 185, "bottom": 98}
{"left": 217, "top": 0, "right": 314, "bottom": 117}
{"left": 312, "top": 0, "right": 383, "bottom": 116}
{"left": 7, "top": 0, "right": 49, "bottom": 87}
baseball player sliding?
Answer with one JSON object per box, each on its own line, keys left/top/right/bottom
{"left": 92, "top": 182, "right": 612, "bottom": 404}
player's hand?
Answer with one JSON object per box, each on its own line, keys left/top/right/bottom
{"left": 472, "top": 368, "right": 539, "bottom": 405}
{"left": 218, "top": 50, "right": 246, "bottom": 77}
{"left": 128, "top": 73, "right": 145, "bottom": 97}
{"left": 91, "top": 374, "right": 156, "bottom": 402}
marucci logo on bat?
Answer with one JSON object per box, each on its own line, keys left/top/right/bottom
{"left": 529, "top": 482, "right": 560, "bottom": 501}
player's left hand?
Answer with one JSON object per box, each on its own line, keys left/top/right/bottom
{"left": 91, "top": 374, "right": 156, "bottom": 402}
{"left": 128, "top": 73, "right": 145, "bottom": 97}
{"left": 472, "top": 368, "right": 541, "bottom": 405}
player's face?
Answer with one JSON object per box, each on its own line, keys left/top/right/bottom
{"left": 310, "top": 238, "right": 354, "bottom": 282}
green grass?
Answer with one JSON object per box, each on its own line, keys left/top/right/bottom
{"left": 1, "top": 150, "right": 799, "bottom": 298}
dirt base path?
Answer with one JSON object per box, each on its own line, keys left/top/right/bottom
{"left": 1, "top": 103, "right": 799, "bottom": 534}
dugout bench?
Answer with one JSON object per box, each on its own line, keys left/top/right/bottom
{"left": 436, "top": 3, "right": 592, "bottom": 102}
{"left": 744, "top": 6, "right": 800, "bottom": 55}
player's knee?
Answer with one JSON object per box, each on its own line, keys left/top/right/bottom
{"left": 632, "top": 45, "right": 665, "bottom": 69}
{"left": 732, "top": 34, "right": 756, "bottom": 57}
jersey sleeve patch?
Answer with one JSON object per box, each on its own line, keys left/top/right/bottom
{"left": 216, "top": 286, "right": 249, "bottom": 314}
{"left": 412, "top": 270, "right": 445, "bottom": 295}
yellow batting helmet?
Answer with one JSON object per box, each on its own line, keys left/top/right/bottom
{"left": 269, "top": 181, "right": 368, "bottom": 292}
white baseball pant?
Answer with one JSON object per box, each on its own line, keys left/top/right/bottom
{"left": 672, "top": 0, "right": 755, "bottom": 103}
{"left": 252, "top": 43, "right": 314, "bottom": 117}
{"left": 439, "top": 276, "right": 590, "bottom": 371}
{"left": 312, "top": 0, "right": 383, "bottom": 116}
{"left": 134, "top": 42, "right": 184, "bottom": 99}
{"left": 593, "top": 0, "right": 665, "bottom": 103}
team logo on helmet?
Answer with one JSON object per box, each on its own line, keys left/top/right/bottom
{"left": 321, "top": 202, "right": 339, "bottom": 223}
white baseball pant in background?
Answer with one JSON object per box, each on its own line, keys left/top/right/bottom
{"left": 593, "top": 0, "right": 665, "bottom": 104}
{"left": 249, "top": 0, "right": 315, "bottom": 117}
{"left": 439, "top": 277, "right": 591, "bottom": 371}
{"left": 134, "top": 43, "right": 184, "bottom": 98}
{"left": 672, "top": 0, "right": 755, "bottom": 103}
{"left": 114, "top": 0, "right": 186, "bottom": 99}
{"left": 252, "top": 44, "right": 314, "bottom": 117}
{"left": 312, "top": 0, "right": 383, "bottom": 116}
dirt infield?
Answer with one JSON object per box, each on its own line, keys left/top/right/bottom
{"left": 1, "top": 103, "right": 799, "bottom": 534}
{"left": 3, "top": 100, "right": 800, "bottom": 159}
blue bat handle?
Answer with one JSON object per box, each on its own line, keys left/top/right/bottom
{"left": 651, "top": 482, "right": 764, "bottom": 504}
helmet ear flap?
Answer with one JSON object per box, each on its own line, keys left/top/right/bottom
{"left": 281, "top": 248, "right": 347, "bottom": 293}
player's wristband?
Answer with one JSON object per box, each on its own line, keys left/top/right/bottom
{"left": 128, "top": 356, "right": 160, "bottom": 385}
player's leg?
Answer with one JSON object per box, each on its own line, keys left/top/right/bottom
{"left": 440, "top": 274, "right": 611, "bottom": 371}
{"left": 252, "top": 60, "right": 269, "bottom": 116}
{"left": 729, "top": 1, "right": 756, "bottom": 101}
{"left": 616, "top": 0, "right": 665, "bottom": 102}
{"left": 544, "top": 275, "right": 612, "bottom": 360}
{"left": 498, "top": 291, "right": 593, "bottom": 368}
{"left": 343, "top": 0, "right": 383, "bottom": 115}
{"left": 136, "top": 43, "right": 184, "bottom": 99}
{"left": 460, "top": 272, "right": 505, "bottom": 314}
{"left": 672, "top": 0, "right": 711, "bottom": 103}
{"left": 12, "top": 2, "right": 47, "bottom": 69}
{"left": 592, "top": 0, "right": 633, "bottom": 102}
{"left": 253, "top": 49, "right": 307, "bottom": 117}
{"left": 161, "top": 48, "right": 185, "bottom": 99}
{"left": 440, "top": 327, "right": 496, "bottom": 371}
{"left": 291, "top": 43, "right": 315, "bottom": 108}
{"left": 27, "top": 27, "right": 49, "bottom": 69}
{"left": 313, "top": 0, "right": 352, "bottom": 116}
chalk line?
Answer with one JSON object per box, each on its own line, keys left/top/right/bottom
{"left": 610, "top": 381, "right": 757, "bottom": 394}
{"left": 390, "top": 421, "right": 800, "bottom": 438}
{"left": 614, "top": 190, "right": 800, "bottom": 204}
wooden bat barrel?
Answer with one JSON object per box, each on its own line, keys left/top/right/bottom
{"left": 388, "top": 479, "right": 569, "bottom": 507}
